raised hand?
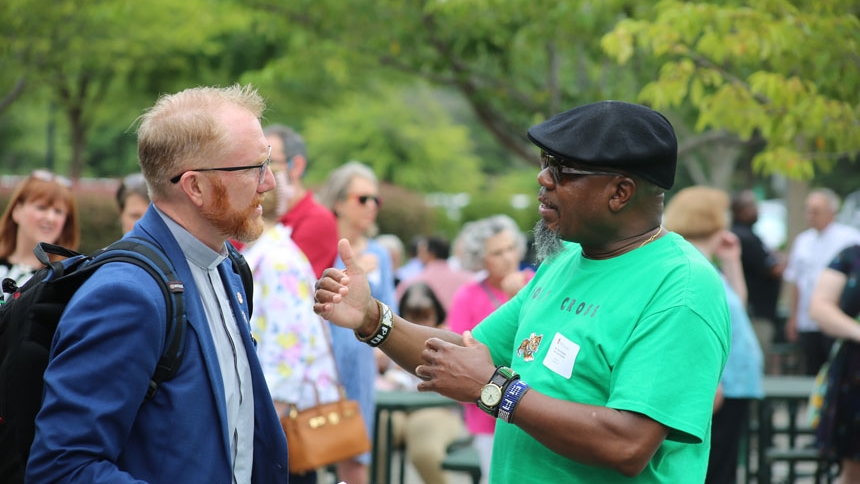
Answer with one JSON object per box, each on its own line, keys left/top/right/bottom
{"left": 500, "top": 269, "right": 533, "bottom": 297}
{"left": 313, "top": 238, "right": 375, "bottom": 330}
{"left": 713, "top": 229, "right": 741, "bottom": 264}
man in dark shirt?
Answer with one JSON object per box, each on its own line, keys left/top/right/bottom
{"left": 731, "top": 189, "right": 786, "bottom": 343}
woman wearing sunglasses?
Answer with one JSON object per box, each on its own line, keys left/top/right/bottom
{"left": 318, "top": 160, "right": 397, "bottom": 484}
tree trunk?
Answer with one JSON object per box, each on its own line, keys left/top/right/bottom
{"left": 785, "top": 178, "right": 809, "bottom": 251}
{"left": 67, "top": 105, "right": 86, "bottom": 181}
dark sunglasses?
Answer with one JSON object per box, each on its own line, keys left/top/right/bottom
{"left": 540, "top": 151, "right": 622, "bottom": 183}
{"left": 349, "top": 194, "right": 382, "bottom": 207}
{"left": 169, "top": 146, "right": 272, "bottom": 184}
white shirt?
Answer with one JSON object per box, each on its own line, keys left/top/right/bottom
{"left": 157, "top": 207, "right": 255, "bottom": 484}
{"left": 784, "top": 222, "right": 860, "bottom": 331}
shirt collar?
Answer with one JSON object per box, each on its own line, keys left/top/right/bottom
{"left": 153, "top": 205, "right": 227, "bottom": 271}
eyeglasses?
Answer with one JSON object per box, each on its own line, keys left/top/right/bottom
{"left": 349, "top": 194, "right": 382, "bottom": 207}
{"left": 169, "top": 146, "right": 272, "bottom": 184}
{"left": 540, "top": 151, "right": 622, "bottom": 183}
{"left": 31, "top": 169, "right": 72, "bottom": 187}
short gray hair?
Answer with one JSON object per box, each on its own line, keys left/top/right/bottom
{"left": 116, "top": 172, "right": 150, "bottom": 211}
{"left": 808, "top": 187, "right": 841, "bottom": 213}
{"left": 317, "top": 161, "right": 378, "bottom": 210}
{"left": 263, "top": 124, "right": 307, "bottom": 161}
{"left": 457, "top": 214, "right": 526, "bottom": 272}
{"left": 317, "top": 161, "right": 380, "bottom": 236}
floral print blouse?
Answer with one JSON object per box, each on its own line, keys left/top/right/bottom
{"left": 243, "top": 225, "right": 340, "bottom": 410}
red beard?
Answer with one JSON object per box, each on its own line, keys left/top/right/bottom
{"left": 200, "top": 176, "right": 265, "bottom": 243}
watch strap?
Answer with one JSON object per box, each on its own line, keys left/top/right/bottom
{"left": 492, "top": 366, "right": 517, "bottom": 385}
{"left": 476, "top": 366, "right": 519, "bottom": 417}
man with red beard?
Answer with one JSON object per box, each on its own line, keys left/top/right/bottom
{"left": 27, "top": 85, "right": 289, "bottom": 484}
{"left": 313, "top": 101, "right": 730, "bottom": 483}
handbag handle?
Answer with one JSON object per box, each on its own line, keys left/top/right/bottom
{"left": 286, "top": 319, "right": 348, "bottom": 416}
{"left": 287, "top": 385, "right": 351, "bottom": 420}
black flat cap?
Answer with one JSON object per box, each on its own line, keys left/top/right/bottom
{"left": 527, "top": 100, "right": 677, "bottom": 189}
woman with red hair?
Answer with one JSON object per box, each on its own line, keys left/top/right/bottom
{"left": 0, "top": 170, "right": 79, "bottom": 289}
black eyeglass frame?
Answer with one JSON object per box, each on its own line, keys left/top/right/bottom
{"left": 169, "top": 146, "right": 272, "bottom": 184}
{"left": 539, "top": 151, "right": 623, "bottom": 183}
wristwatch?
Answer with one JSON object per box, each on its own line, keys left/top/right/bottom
{"left": 477, "top": 366, "right": 518, "bottom": 417}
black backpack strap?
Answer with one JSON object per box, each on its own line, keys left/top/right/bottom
{"left": 93, "top": 238, "right": 186, "bottom": 400}
{"left": 34, "top": 243, "right": 84, "bottom": 266}
{"left": 226, "top": 242, "right": 253, "bottom": 318}
{"left": 33, "top": 243, "right": 87, "bottom": 280}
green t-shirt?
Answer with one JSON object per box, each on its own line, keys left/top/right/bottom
{"left": 473, "top": 233, "right": 730, "bottom": 484}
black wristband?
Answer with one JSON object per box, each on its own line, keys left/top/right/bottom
{"left": 354, "top": 299, "right": 393, "bottom": 347}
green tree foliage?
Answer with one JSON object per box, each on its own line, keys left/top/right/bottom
{"left": 8, "top": 0, "right": 859, "bottom": 249}
{"left": 1, "top": 0, "right": 259, "bottom": 179}
{"left": 301, "top": 83, "right": 484, "bottom": 193}
{"left": 376, "top": 183, "right": 440, "bottom": 245}
{"left": 602, "top": 0, "right": 860, "bottom": 180}
{"left": 245, "top": 0, "right": 660, "bottom": 168}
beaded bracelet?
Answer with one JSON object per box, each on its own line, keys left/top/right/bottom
{"left": 354, "top": 299, "right": 393, "bottom": 347}
{"left": 497, "top": 379, "right": 530, "bottom": 424}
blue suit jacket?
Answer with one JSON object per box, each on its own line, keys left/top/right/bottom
{"left": 27, "top": 208, "right": 289, "bottom": 483}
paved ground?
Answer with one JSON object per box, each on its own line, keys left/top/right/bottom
{"left": 745, "top": 402, "right": 830, "bottom": 484}
{"left": 319, "top": 459, "right": 476, "bottom": 484}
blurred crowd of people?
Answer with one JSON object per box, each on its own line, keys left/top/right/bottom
{"left": 2, "top": 86, "right": 859, "bottom": 484}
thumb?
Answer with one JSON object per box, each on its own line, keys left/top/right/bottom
{"left": 463, "top": 330, "right": 479, "bottom": 348}
{"left": 338, "top": 238, "right": 359, "bottom": 274}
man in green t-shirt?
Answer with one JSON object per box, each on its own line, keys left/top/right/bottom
{"left": 314, "top": 101, "right": 731, "bottom": 483}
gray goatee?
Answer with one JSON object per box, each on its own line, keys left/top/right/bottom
{"left": 532, "top": 220, "right": 564, "bottom": 263}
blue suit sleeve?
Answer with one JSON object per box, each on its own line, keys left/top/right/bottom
{"left": 27, "top": 264, "right": 165, "bottom": 484}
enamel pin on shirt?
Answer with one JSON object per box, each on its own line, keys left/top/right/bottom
{"left": 517, "top": 332, "right": 543, "bottom": 362}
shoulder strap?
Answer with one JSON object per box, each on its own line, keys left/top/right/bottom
{"left": 92, "top": 238, "right": 186, "bottom": 400}
{"left": 479, "top": 280, "right": 503, "bottom": 309}
{"left": 226, "top": 242, "right": 254, "bottom": 318}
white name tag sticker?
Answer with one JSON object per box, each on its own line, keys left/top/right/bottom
{"left": 542, "top": 332, "right": 579, "bottom": 379}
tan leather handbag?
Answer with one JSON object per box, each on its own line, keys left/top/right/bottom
{"left": 280, "top": 323, "right": 371, "bottom": 474}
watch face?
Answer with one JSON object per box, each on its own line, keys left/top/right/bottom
{"left": 480, "top": 384, "right": 502, "bottom": 407}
